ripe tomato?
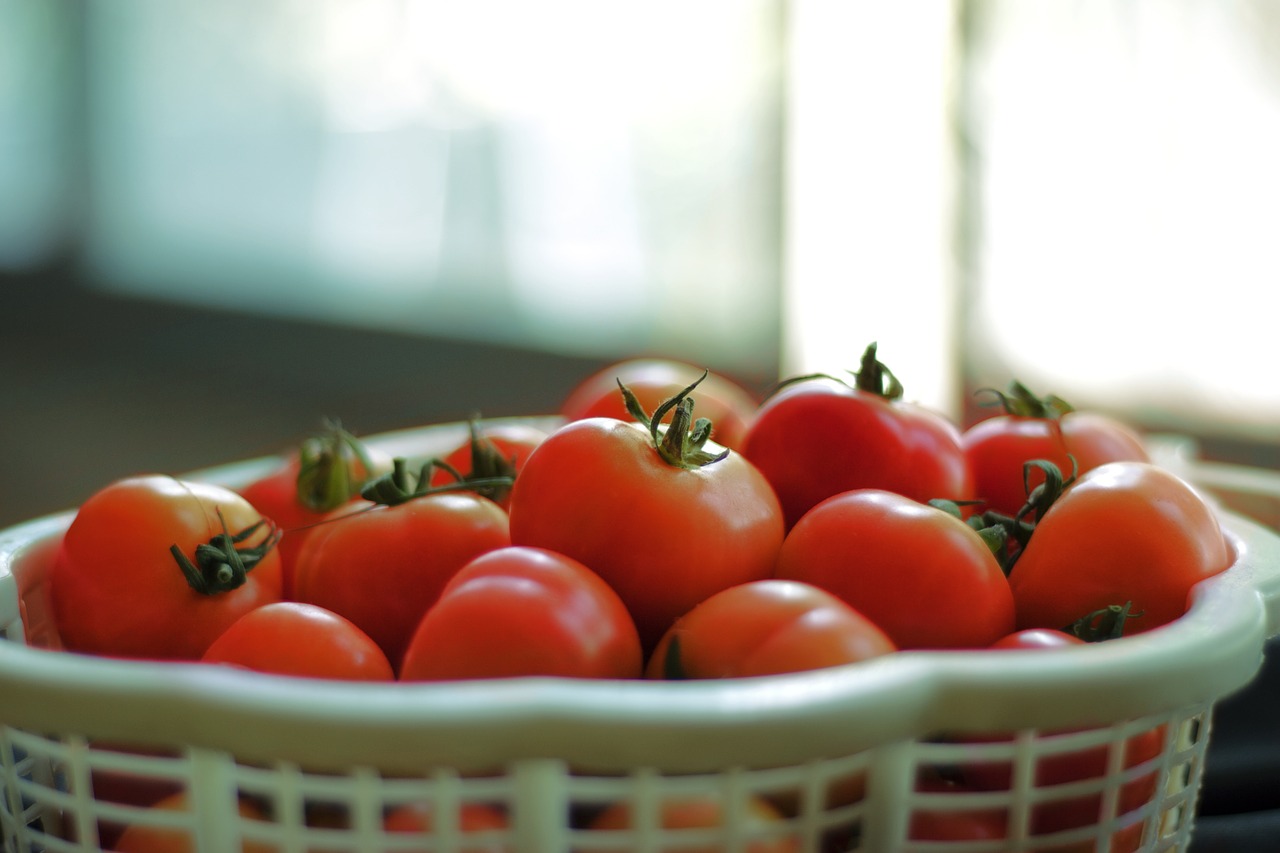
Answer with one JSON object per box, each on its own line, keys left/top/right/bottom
{"left": 50, "top": 476, "right": 283, "bottom": 660}
{"left": 292, "top": 488, "right": 510, "bottom": 671}
{"left": 584, "top": 794, "right": 799, "bottom": 853}
{"left": 560, "top": 358, "right": 759, "bottom": 450}
{"left": 427, "top": 420, "right": 548, "bottom": 510}
{"left": 646, "top": 579, "right": 895, "bottom": 679}
{"left": 383, "top": 801, "right": 510, "bottom": 852}
{"left": 741, "top": 344, "right": 973, "bottom": 530}
{"left": 962, "top": 381, "right": 1150, "bottom": 518}
{"left": 508, "top": 383, "right": 785, "bottom": 651}
{"left": 400, "top": 546, "right": 642, "bottom": 681}
{"left": 111, "top": 791, "right": 274, "bottom": 853}
{"left": 238, "top": 423, "right": 391, "bottom": 598}
{"left": 989, "top": 627, "right": 1084, "bottom": 651}
{"left": 774, "top": 490, "right": 1015, "bottom": 650}
{"left": 908, "top": 776, "right": 1007, "bottom": 843}
{"left": 201, "top": 601, "right": 394, "bottom": 681}
{"left": 1009, "top": 461, "right": 1231, "bottom": 635}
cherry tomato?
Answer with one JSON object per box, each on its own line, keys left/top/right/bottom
{"left": 201, "top": 601, "right": 394, "bottom": 681}
{"left": 989, "top": 627, "right": 1083, "bottom": 651}
{"left": 909, "top": 776, "right": 1007, "bottom": 842}
{"left": 400, "top": 546, "right": 642, "bottom": 681}
{"left": 1009, "top": 461, "right": 1231, "bottom": 635}
{"left": 111, "top": 791, "right": 274, "bottom": 853}
{"left": 238, "top": 424, "right": 390, "bottom": 598}
{"left": 774, "top": 490, "right": 1015, "bottom": 650}
{"left": 560, "top": 358, "right": 759, "bottom": 450}
{"left": 292, "top": 485, "right": 510, "bottom": 671}
{"left": 741, "top": 344, "right": 974, "bottom": 530}
{"left": 427, "top": 420, "right": 548, "bottom": 510}
{"left": 383, "top": 801, "right": 510, "bottom": 852}
{"left": 646, "top": 579, "right": 895, "bottom": 679}
{"left": 508, "top": 381, "right": 785, "bottom": 651}
{"left": 584, "top": 794, "right": 799, "bottom": 853}
{"left": 962, "top": 381, "right": 1150, "bottom": 518}
{"left": 50, "top": 476, "right": 283, "bottom": 661}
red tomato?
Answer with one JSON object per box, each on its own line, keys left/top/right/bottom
{"left": 238, "top": 425, "right": 391, "bottom": 598}
{"left": 507, "top": 396, "right": 785, "bottom": 651}
{"left": 741, "top": 344, "right": 974, "bottom": 530}
{"left": 111, "top": 791, "right": 274, "bottom": 853}
{"left": 427, "top": 421, "right": 548, "bottom": 510}
{"left": 646, "top": 579, "right": 895, "bottom": 679}
{"left": 909, "top": 776, "right": 1007, "bottom": 842}
{"left": 201, "top": 601, "right": 394, "bottom": 681}
{"left": 383, "top": 801, "right": 510, "bottom": 852}
{"left": 292, "top": 491, "right": 510, "bottom": 671}
{"left": 584, "top": 795, "right": 799, "bottom": 853}
{"left": 50, "top": 476, "right": 283, "bottom": 660}
{"left": 774, "top": 490, "right": 1015, "bottom": 650}
{"left": 1009, "top": 461, "right": 1231, "bottom": 635}
{"left": 989, "top": 627, "right": 1084, "bottom": 651}
{"left": 400, "top": 546, "right": 642, "bottom": 681}
{"left": 962, "top": 381, "right": 1150, "bottom": 518}
{"left": 560, "top": 358, "right": 759, "bottom": 450}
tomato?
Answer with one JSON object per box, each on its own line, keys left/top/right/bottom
{"left": 584, "top": 794, "right": 799, "bottom": 853}
{"left": 201, "top": 601, "right": 394, "bottom": 681}
{"left": 989, "top": 627, "right": 1084, "bottom": 651}
{"left": 508, "top": 380, "right": 785, "bottom": 651}
{"left": 909, "top": 776, "right": 1007, "bottom": 842}
{"left": 238, "top": 424, "right": 391, "bottom": 598}
{"left": 111, "top": 791, "right": 274, "bottom": 853}
{"left": 741, "top": 343, "right": 974, "bottom": 530}
{"left": 292, "top": 481, "right": 510, "bottom": 671}
{"left": 383, "top": 801, "right": 510, "bottom": 852}
{"left": 646, "top": 579, "right": 895, "bottom": 679}
{"left": 50, "top": 476, "right": 283, "bottom": 661}
{"left": 1009, "top": 461, "right": 1231, "bottom": 635}
{"left": 400, "top": 546, "right": 642, "bottom": 681}
{"left": 427, "top": 420, "right": 548, "bottom": 510}
{"left": 560, "top": 358, "right": 759, "bottom": 450}
{"left": 774, "top": 490, "right": 1015, "bottom": 650}
{"left": 962, "top": 381, "right": 1150, "bottom": 518}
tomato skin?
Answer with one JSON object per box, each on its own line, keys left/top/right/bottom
{"left": 774, "top": 490, "right": 1014, "bottom": 650}
{"left": 1009, "top": 461, "right": 1231, "bottom": 635}
{"left": 646, "top": 579, "right": 895, "bottom": 679}
{"left": 989, "top": 627, "right": 1083, "bottom": 651}
{"left": 111, "top": 791, "right": 274, "bottom": 853}
{"left": 741, "top": 378, "right": 974, "bottom": 530}
{"left": 585, "top": 795, "right": 799, "bottom": 853}
{"left": 400, "top": 546, "right": 642, "bottom": 681}
{"left": 50, "top": 476, "right": 283, "bottom": 661}
{"left": 292, "top": 493, "right": 510, "bottom": 670}
{"left": 201, "top": 601, "right": 394, "bottom": 681}
{"left": 560, "top": 359, "right": 759, "bottom": 450}
{"left": 427, "top": 422, "right": 549, "bottom": 510}
{"left": 507, "top": 418, "right": 785, "bottom": 651}
{"left": 383, "top": 801, "right": 510, "bottom": 852}
{"left": 962, "top": 410, "right": 1149, "bottom": 517}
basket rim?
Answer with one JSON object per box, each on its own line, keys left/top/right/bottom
{"left": 2, "top": 423, "right": 1279, "bottom": 774}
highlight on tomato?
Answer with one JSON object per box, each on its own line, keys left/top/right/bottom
{"left": 508, "top": 375, "right": 785, "bottom": 652}
{"left": 775, "top": 489, "right": 1015, "bottom": 650}
{"left": 583, "top": 794, "right": 800, "bottom": 853}
{"left": 560, "top": 358, "right": 760, "bottom": 450}
{"left": 1008, "top": 460, "right": 1232, "bottom": 635}
{"left": 741, "top": 343, "right": 974, "bottom": 530}
{"left": 646, "top": 579, "right": 896, "bottom": 680}
{"left": 201, "top": 601, "right": 394, "bottom": 681}
{"left": 961, "top": 381, "right": 1150, "bottom": 518}
{"left": 399, "top": 546, "right": 642, "bottom": 682}
{"left": 237, "top": 421, "right": 391, "bottom": 598}
{"left": 427, "top": 419, "right": 548, "bottom": 510}
{"left": 292, "top": 459, "right": 511, "bottom": 671}
{"left": 50, "top": 475, "right": 283, "bottom": 661}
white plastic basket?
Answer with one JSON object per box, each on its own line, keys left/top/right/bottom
{"left": 2, "top": 421, "right": 1279, "bottom": 853}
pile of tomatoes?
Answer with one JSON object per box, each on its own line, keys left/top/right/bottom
{"left": 47, "top": 342, "right": 1232, "bottom": 684}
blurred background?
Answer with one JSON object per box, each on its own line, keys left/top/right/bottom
{"left": 3, "top": 2, "right": 1280, "bottom": 844}
{"left": 3, "top": 0, "right": 1280, "bottom": 520}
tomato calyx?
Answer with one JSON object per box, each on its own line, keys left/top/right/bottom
{"left": 977, "top": 380, "right": 1074, "bottom": 420}
{"left": 170, "top": 513, "right": 281, "bottom": 595}
{"left": 433, "top": 418, "right": 521, "bottom": 505}
{"left": 360, "top": 457, "right": 515, "bottom": 507}
{"left": 1065, "top": 601, "right": 1143, "bottom": 642}
{"left": 764, "top": 341, "right": 906, "bottom": 402}
{"left": 619, "top": 372, "right": 729, "bottom": 469}
{"left": 296, "top": 419, "right": 379, "bottom": 513}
